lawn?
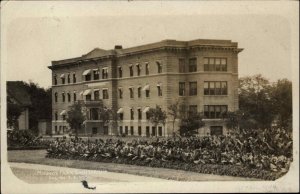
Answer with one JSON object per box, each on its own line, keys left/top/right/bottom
{"left": 7, "top": 150, "right": 260, "bottom": 181}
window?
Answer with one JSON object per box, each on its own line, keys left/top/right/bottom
{"left": 146, "top": 126, "right": 150, "bottom": 137}
{"left": 67, "top": 74, "right": 71, "bottom": 83}
{"left": 86, "top": 94, "right": 92, "bottom": 101}
{"left": 204, "top": 105, "right": 228, "bottom": 119}
{"left": 90, "top": 108, "right": 99, "bottom": 120}
{"left": 85, "top": 74, "right": 91, "bottom": 81}
{"left": 130, "top": 126, "right": 134, "bottom": 135}
{"left": 157, "top": 85, "right": 162, "bottom": 96}
{"left": 221, "top": 82, "right": 228, "bottom": 95}
{"left": 62, "top": 93, "right": 65, "bottom": 102}
{"left": 93, "top": 69, "right": 100, "bottom": 80}
{"left": 119, "top": 113, "right": 123, "bottom": 120}
{"left": 158, "top": 127, "right": 162, "bottom": 136}
{"left": 73, "top": 73, "right": 76, "bottom": 83}
{"left": 146, "top": 89, "right": 150, "bottom": 98}
{"left": 94, "top": 90, "right": 100, "bottom": 100}
{"left": 118, "top": 67, "right": 122, "bottom": 78}
{"left": 146, "top": 111, "right": 150, "bottom": 120}
{"left": 54, "top": 92, "right": 58, "bottom": 102}
{"left": 62, "top": 115, "right": 66, "bottom": 121}
{"left": 118, "top": 88, "right": 123, "bottom": 99}
{"left": 138, "top": 126, "right": 142, "bottom": 136}
{"left": 138, "top": 108, "right": 142, "bottom": 120}
{"left": 189, "top": 105, "right": 198, "bottom": 115}
{"left": 119, "top": 126, "right": 123, "bottom": 134}
{"left": 125, "top": 126, "right": 128, "bottom": 135}
{"left": 136, "top": 64, "right": 141, "bottom": 76}
{"left": 103, "top": 89, "right": 109, "bottom": 99}
{"left": 152, "top": 126, "right": 156, "bottom": 136}
{"left": 189, "top": 58, "right": 197, "bottom": 72}
{"left": 102, "top": 68, "right": 108, "bottom": 79}
{"left": 130, "top": 108, "right": 134, "bottom": 120}
{"left": 138, "top": 87, "right": 142, "bottom": 98}
{"left": 73, "top": 93, "right": 77, "bottom": 101}
{"left": 55, "top": 112, "right": 58, "bottom": 120}
{"left": 129, "top": 88, "right": 134, "bottom": 99}
{"left": 204, "top": 57, "right": 227, "bottom": 72}
{"left": 210, "top": 126, "right": 223, "bottom": 136}
{"left": 179, "top": 58, "right": 186, "bottom": 73}
{"left": 145, "top": 63, "right": 149, "bottom": 75}
{"left": 189, "top": 82, "right": 197, "bottom": 96}
{"left": 54, "top": 75, "right": 57, "bottom": 85}
{"left": 67, "top": 93, "right": 71, "bottom": 102}
{"left": 204, "top": 81, "right": 227, "bottom": 95}
{"left": 61, "top": 77, "right": 65, "bottom": 84}
{"left": 157, "top": 61, "right": 162, "bottom": 73}
{"left": 129, "top": 65, "right": 134, "bottom": 77}
{"left": 179, "top": 82, "right": 185, "bottom": 96}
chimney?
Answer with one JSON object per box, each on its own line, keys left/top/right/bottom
{"left": 114, "top": 45, "right": 122, "bottom": 49}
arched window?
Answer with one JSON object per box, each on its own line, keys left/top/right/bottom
{"left": 54, "top": 75, "right": 57, "bottom": 85}
{"left": 54, "top": 92, "right": 58, "bottom": 102}
{"left": 55, "top": 112, "right": 58, "bottom": 120}
{"left": 62, "top": 93, "right": 65, "bottom": 102}
{"left": 67, "top": 93, "right": 71, "bottom": 102}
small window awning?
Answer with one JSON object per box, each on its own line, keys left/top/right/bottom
{"left": 93, "top": 68, "right": 98, "bottom": 71}
{"left": 157, "top": 83, "right": 162, "bottom": 87}
{"left": 117, "top": 108, "right": 124, "bottom": 114}
{"left": 142, "top": 85, "right": 150, "bottom": 91}
{"left": 60, "top": 110, "right": 67, "bottom": 115}
{"left": 143, "top": 107, "right": 150, "bottom": 113}
{"left": 83, "top": 89, "right": 92, "bottom": 95}
{"left": 60, "top": 74, "right": 65, "bottom": 78}
{"left": 82, "top": 69, "right": 91, "bottom": 76}
{"left": 93, "top": 88, "right": 100, "bottom": 91}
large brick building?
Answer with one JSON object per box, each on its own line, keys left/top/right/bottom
{"left": 48, "top": 39, "right": 243, "bottom": 137}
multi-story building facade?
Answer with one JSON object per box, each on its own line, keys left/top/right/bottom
{"left": 48, "top": 39, "right": 243, "bottom": 137}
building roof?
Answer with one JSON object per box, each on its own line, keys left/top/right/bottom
{"left": 49, "top": 39, "right": 243, "bottom": 69}
{"left": 7, "top": 81, "right": 31, "bottom": 107}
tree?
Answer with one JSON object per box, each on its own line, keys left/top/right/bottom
{"left": 239, "top": 74, "right": 274, "bottom": 129}
{"left": 179, "top": 111, "right": 205, "bottom": 137}
{"left": 24, "top": 81, "right": 52, "bottom": 134}
{"left": 270, "top": 79, "right": 292, "bottom": 130}
{"left": 7, "top": 96, "right": 23, "bottom": 129}
{"left": 66, "top": 102, "right": 85, "bottom": 137}
{"left": 167, "top": 100, "right": 181, "bottom": 137}
{"left": 147, "top": 105, "right": 167, "bottom": 137}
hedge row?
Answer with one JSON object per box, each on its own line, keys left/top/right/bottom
{"left": 46, "top": 154, "right": 287, "bottom": 180}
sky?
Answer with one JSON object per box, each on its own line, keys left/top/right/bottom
{"left": 2, "top": 1, "right": 298, "bottom": 89}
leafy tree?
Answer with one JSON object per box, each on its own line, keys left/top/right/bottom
{"left": 179, "top": 111, "right": 205, "bottom": 137}
{"left": 270, "top": 79, "right": 292, "bottom": 130}
{"left": 23, "top": 81, "right": 52, "bottom": 134}
{"left": 147, "top": 105, "right": 167, "bottom": 137}
{"left": 66, "top": 102, "right": 85, "bottom": 137}
{"left": 167, "top": 100, "right": 181, "bottom": 137}
{"left": 239, "top": 74, "right": 274, "bottom": 129}
{"left": 7, "top": 96, "right": 24, "bottom": 129}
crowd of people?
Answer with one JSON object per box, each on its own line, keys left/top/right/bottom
{"left": 7, "top": 130, "right": 50, "bottom": 149}
{"left": 47, "top": 127, "right": 292, "bottom": 173}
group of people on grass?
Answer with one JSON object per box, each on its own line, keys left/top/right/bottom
{"left": 47, "top": 127, "right": 292, "bottom": 173}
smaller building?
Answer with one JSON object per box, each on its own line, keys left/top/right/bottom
{"left": 7, "top": 81, "right": 31, "bottom": 130}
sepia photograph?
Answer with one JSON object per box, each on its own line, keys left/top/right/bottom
{"left": 1, "top": 1, "right": 299, "bottom": 193}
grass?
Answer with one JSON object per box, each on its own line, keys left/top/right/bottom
{"left": 8, "top": 150, "right": 260, "bottom": 181}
